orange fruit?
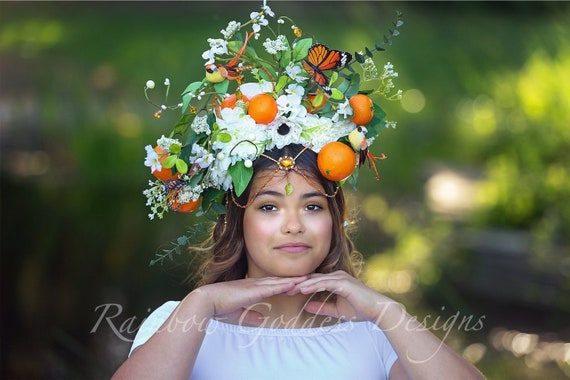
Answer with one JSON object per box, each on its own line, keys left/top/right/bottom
{"left": 317, "top": 141, "right": 357, "bottom": 182}
{"left": 247, "top": 93, "right": 278, "bottom": 124}
{"left": 152, "top": 146, "right": 180, "bottom": 182}
{"left": 349, "top": 94, "right": 374, "bottom": 125}
{"left": 168, "top": 194, "right": 200, "bottom": 213}
{"left": 221, "top": 93, "right": 248, "bottom": 109}
{"left": 221, "top": 94, "right": 238, "bottom": 109}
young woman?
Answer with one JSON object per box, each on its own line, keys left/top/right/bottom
{"left": 113, "top": 144, "right": 485, "bottom": 379}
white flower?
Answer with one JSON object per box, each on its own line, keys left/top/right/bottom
{"left": 144, "top": 145, "right": 161, "bottom": 172}
{"left": 221, "top": 20, "right": 241, "bottom": 39}
{"left": 385, "top": 120, "right": 397, "bottom": 129}
{"left": 207, "top": 155, "right": 233, "bottom": 190}
{"left": 177, "top": 184, "right": 202, "bottom": 204}
{"left": 301, "top": 115, "right": 355, "bottom": 153}
{"left": 262, "top": 4, "right": 275, "bottom": 18}
{"left": 239, "top": 80, "right": 273, "bottom": 99}
{"left": 202, "top": 38, "right": 228, "bottom": 64}
{"left": 143, "top": 180, "right": 168, "bottom": 220}
{"left": 361, "top": 57, "right": 378, "bottom": 81}
{"left": 266, "top": 117, "right": 304, "bottom": 150}
{"left": 332, "top": 99, "right": 353, "bottom": 122}
{"left": 191, "top": 114, "right": 211, "bottom": 135}
{"left": 250, "top": 11, "right": 269, "bottom": 36}
{"left": 263, "top": 35, "right": 288, "bottom": 55}
{"left": 145, "top": 80, "right": 155, "bottom": 89}
{"left": 285, "top": 63, "right": 308, "bottom": 83}
{"left": 191, "top": 144, "right": 215, "bottom": 169}
{"left": 285, "top": 83, "right": 305, "bottom": 97}
{"left": 164, "top": 78, "right": 170, "bottom": 86}
{"left": 156, "top": 135, "right": 181, "bottom": 151}
{"left": 213, "top": 107, "right": 268, "bottom": 162}
{"left": 276, "top": 92, "right": 307, "bottom": 122}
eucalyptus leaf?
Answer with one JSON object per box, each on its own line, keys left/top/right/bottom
{"left": 210, "top": 202, "right": 227, "bottom": 215}
{"left": 345, "top": 73, "right": 361, "bottom": 98}
{"left": 162, "top": 155, "right": 177, "bottom": 169}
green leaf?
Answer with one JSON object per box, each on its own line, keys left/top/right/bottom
{"left": 172, "top": 114, "right": 195, "bottom": 136}
{"left": 346, "top": 167, "right": 359, "bottom": 191}
{"left": 345, "top": 73, "right": 361, "bottom": 98}
{"left": 228, "top": 161, "right": 253, "bottom": 197}
{"left": 275, "top": 75, "right": 289, "bottom": 94}
{"left": 210, "top": 202, "right": 227, "bottom": 215}
{"left": 279, "top": 43, "right": 292, "bottom": 68}
{"left": 329, "top": 71, "right": 339, "bottom": 86}
{"left": 217, "top": 132, "right": 232, "bottom": 143}
{"left": 169, "top": 143, "right": 181, "bottom": 154}
{"left": 162, "top": 155, "right": 177, "bottom": 169}
{"left": 175, "top": 158, "right": 188, "bottom": 174}
{"left": 312, "top": 92, "right": 325, "bottom": 108}
{"left": 330, "top": 88, "right": 344, "bottom": 100}
{"left": 182, "top": 92, "right": 192, "bottom": 114}
{"left": 201, "top": 188, "right": 226, "bottom": 212}
{"left": 182, "top": 81, "right": 204, "bottom": 96}
{"left": 214, "top": 80, "right": 230, "bottom": 94}
{"left": 285, "top": 182, "right": 293, "bottom": 196}
{"left": 292, "top": 38, "right": 313, "bottom": 61}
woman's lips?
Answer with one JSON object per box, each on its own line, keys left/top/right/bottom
{"left": 274, "top": 243, "right": 310, "bottom": 253}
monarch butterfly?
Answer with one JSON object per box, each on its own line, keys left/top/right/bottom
{"left": 302, "top": 43, "right": 352, "bottom": 94}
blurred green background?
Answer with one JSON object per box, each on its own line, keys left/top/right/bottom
{"left": 1, "top": 1, "right": 569, "bottom": 379}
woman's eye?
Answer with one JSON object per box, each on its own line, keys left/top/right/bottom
{"left": 260, "top": 204, "right": 277, "bottom": 211}
{"left": 306, "top": 204, "right": 323, "bottom": 211}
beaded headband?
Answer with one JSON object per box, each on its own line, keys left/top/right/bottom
{"left": 142, "top": 1, "right": 403, "bottom": 221}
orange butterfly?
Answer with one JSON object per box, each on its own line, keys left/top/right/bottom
{"left": 302, "top": 44, "right": 352, "bottom": 94}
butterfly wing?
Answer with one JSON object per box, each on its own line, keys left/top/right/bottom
{"left": 303, "top": 44, "right": 352, "bottom": 94}
{"left": 302, "top": 60, "right": 330, "bottom": 93}
{"left": 307, "top": 43, "right": 352, "bottom": 71}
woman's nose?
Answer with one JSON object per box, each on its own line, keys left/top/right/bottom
{"left": 282, "top": 212, "right": 304, "bottom": 234}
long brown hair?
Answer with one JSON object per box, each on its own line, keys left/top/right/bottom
{"left": 195, "top": 144, "right": 360, "bottom": 286}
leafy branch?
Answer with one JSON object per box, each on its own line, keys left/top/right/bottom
{"left": 347, "top": 11, "right": 404, "bottom": 70}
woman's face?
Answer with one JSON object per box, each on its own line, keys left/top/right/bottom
{"left": 243, "top": 170, "right": 333, "bottom": 278}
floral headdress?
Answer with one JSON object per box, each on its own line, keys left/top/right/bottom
{"left": 143, "top": 1, "right": 403, "bottom": 223}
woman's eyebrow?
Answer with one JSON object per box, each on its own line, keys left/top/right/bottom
{"left": 255, "top": 190, "right": 325, "bottom": 199}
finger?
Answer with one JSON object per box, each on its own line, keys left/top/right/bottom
{"left": 304, "top": 301, "right": 340, "bottom": 318}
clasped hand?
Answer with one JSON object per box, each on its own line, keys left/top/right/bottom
{"left": 195, "top": 271, "right": 389, "bottom": 326}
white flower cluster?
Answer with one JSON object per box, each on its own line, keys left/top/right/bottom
{"left": 143, "top": 180, "right": 168, "bottom": 220}
{"left": 263, "top": 35, "right": 288, "bottom": 55}
{"left": 202, "top": 5, "right": 275, "bottom": 65}
{"left": 380, "top": 62, "right": 403, "bottom": 99}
